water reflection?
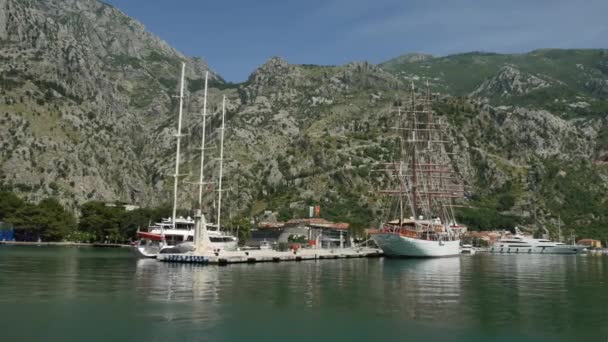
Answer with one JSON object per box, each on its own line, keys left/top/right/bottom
{"left": 1, "top": 247, "right": 607, "bottom": 340}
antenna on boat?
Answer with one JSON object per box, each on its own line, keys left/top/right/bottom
{"left": 216, "top": 96, "right": 226, "bottom": 231}
{"left": 172, "top": 62, "right": 186, "bottom": 229}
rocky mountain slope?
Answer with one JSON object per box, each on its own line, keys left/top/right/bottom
{"left": 1, "top": 0, "right": 607, "bottom": 239}
{"left": 0, "top": 0, "right": 222, "bottom": 206}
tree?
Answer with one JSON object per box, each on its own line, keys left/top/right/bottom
{"left": 35, "top": 198, "right": 76, "bottom": 241}
{"left": 0, "top": 191, "right": 25, "bottom": 221}
{"left": 278, "top": 208, "right": 291, "bottom": 221}
{"left": 119, "top": 205, "right": 171, "bottom": 241}
{"left": 6, "top": 197, "right": 75, "bottom": 241}
{"left": 229, "top": 216, "right": 252, "bottom": 245}
{"left": 78, "top": 201, "right": 123, "bottom": 242}
{"left": 8, "top": 202, "right": 40, "bottom": 241}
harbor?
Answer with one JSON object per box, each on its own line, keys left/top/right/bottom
{"left": 154, "top": 208, "right": 382, "bottom": 265}
{"left": 1, "top": 245, "right": 607, "bottom": 341}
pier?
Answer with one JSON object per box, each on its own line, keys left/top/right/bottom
{"left": 154, "top": 209, "right": 382, "bottom": 265}
{"left": 157, "top": 247, "right": 383, "bottom": 265}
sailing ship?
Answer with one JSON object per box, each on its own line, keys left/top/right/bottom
{"left": 135, "top": 64, "right": 237, "bottom": 257}
{"left": 370, "top": 82, "right": 466, "bottom": 257}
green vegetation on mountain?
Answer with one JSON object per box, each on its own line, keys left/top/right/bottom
{"left": 0, "top": 0, "right": 607, "bottom": 241}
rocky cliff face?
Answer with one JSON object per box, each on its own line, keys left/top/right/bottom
{"left": 0, "top": 0, "right": 221, "bottom": 207}
{"left": 470, "top": 65, "right": 553, "bottom": 97}
{"left": 1, "top": 0, "right": 607, "bottom": 238}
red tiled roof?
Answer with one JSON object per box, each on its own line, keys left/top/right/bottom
{"left": 285, "top": 218, "right": 350, "bottom": 230}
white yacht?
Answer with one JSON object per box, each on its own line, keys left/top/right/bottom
{"left": 135, "top": 217, "right": 238, "bottom": 257}
{"left": 489, "top": 228, "right": 585, "bottom": 255}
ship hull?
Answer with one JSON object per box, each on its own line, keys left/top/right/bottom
{"left": 372, "top": 233, "right": 460, "bottom": 257}
{"left": 135, "top": 244, "right": 163, "bottom": 258}
{"left": 489, "top": 245, "right": 585, "bottom": 255}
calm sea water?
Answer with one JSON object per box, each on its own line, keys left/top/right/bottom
{"left": 0, "top": 246, "right": 606, "bottom": 341}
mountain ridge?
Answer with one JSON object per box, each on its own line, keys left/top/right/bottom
{"left": 1, "top": 0, "right": 608, "bottom": 240}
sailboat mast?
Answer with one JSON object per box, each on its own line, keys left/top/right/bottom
{"left": 410, "top": 81, "right": 418, "bottom": 220}
{"left": 172, "top": 62, "right": 186, "bottom": 228}
{"left": 398, "top": 106, "right": 404, "bottom": 226}
{"left": 197, "top": 71, "right": 209, "bottom": 210}
{"left": 216, "top": 96, "right": 226, "bottom": 231}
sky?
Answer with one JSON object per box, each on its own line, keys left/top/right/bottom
{"left": 104, "top": 0, "right": 608, "bottom": 82}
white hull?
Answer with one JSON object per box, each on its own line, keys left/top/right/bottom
{"left": 135, "top": 239, "right": 238, "bottom": 258}
{"left": 372, "top": 233, "right": 460, "bottom": 257}
{"left": 136, "top": 244, "right": 162, "bottom": 258}
{"left": 460, "top": 247, "right": 476, "bottom": 255}
{"left": 489, "top": 245, "right": 584, "bottom": 255}
{"left": 159, "top": 241, "right": 238, "bottom": 255}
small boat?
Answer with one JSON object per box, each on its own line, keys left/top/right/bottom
{"left": 460, "top": 244, "right": 476, "bottom": 255}
{"left": 259, "top": 240, "right": 272, "bottom": 250}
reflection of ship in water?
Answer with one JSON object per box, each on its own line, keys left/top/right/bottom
{"left": 135, "top": 258, "right": 220, "bottom": 302}
{"left": 378, "top": 257, "right": 463, "bottom": 323}
{"left": 134, "top": 258, "right": 224, "bottom": 326}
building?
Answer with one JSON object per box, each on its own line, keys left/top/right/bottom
{"left": 577, "top": 239, "right": 603, "bottom": 248}
{"left": 247, "top": 218, "right": 351, "bottom": 248}
{"left": 462, "top": 230, "right": 509, "bottom": 246}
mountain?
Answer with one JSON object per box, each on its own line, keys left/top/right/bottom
{"left": 0, "top": 0, "right": 222, "bottom": 206}
{"left": 380, "top": 49, "right": 608, "bottom": 117}
{"left": 1, "top": 0, "right": 608, "bottom": 240}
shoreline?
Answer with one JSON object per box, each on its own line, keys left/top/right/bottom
{"left": 0, "top": 241, "right": 132, "bottom": 248}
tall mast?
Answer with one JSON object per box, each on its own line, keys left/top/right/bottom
{"left": 172, "top": 62, "right": 186, "bottom": 228}
{"left": 410, "top": 81, "right": 418, "bottom": 220}
{"left": 398, "top": 106, "right": 404, "bottom": 226}
{"left": 197, "top": 71, "right": 209, "bottom": 210}
{"left": 216, "top": 96, "right": 226, "bottom": 231}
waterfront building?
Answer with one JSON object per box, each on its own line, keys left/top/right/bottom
{"left": 577, "top": 239, "right": 603, "bottom": 249}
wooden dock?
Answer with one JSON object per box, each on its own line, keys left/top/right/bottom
{"left": 157, "top": 247, "right": 383, "bottom": 265}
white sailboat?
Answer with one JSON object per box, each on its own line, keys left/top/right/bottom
{"left": 135, "top": 65, "right": 236, "bottom": 257}
{"left": 371, "top": 82, "right": 465, "bottom": 257}
{"left": 164, "top": 94, "right": 238, "bottom": 254}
